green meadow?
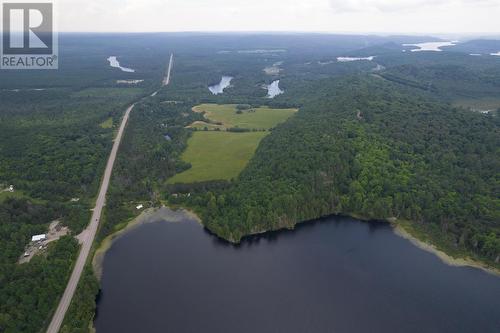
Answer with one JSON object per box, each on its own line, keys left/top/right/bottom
{"left": 0, "top": 190, "right": 25, "bottom": 203}
{"left": 188, "top": 121, "right": 226, "bottom": 131}
{"left": 170, "top": 104, "right": 297, "bottom": 184}
{"left": 99, "top": 117, "right": 113, "bottom": 129}
{"left": 168, "top": 131, "right": 268, "bottom": 184}
{"left": 191, "top": 104, "right": 297, "bottom": 130}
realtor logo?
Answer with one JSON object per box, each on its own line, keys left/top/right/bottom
{"left": 1, "top": 1, "right": 58, "bottom": 69}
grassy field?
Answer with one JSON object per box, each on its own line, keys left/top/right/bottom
{"left": 168, "top": 131, "right": 268, "bottom": 184}
{"left": 188, "top": 121, "right": 226, "bottom": 131}
{"left": 171, "top": 104, "right": 297, "bottom": 184}
{"left": 0, "top": 190, "right": 26, "bottom": 202}
{"left": 99, "top": 117, "right": 113, "bottom": 129}
{"left": 191, "top": 104, "right": 297, "bottom": 130}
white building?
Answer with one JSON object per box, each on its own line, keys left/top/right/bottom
{"left": 136, "top": 204, "right": 144, "bottom": 210}
{"left": 31, "top": 234, "right": 46, "bottom": 242}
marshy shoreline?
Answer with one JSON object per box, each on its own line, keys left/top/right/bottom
{"left": 91, "top": 206, "right": 499, "bottom": 280}
{"left": 393, "top": 223, "right": 500, "bottom": 277}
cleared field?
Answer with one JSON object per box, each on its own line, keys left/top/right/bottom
{"left": 191, "top": 104, "right": 297, "bottom": 130}
{"left": 99, "top": 117, "right": 113, "bottom": 128}
{"left": 168, "top": 131, "right": 267, "bottom": 184}
{"left": 188, "top": 121, "right": 225, "bottom": 131}
{"left": 0, "top": 190, "right": 27, "bottom": 202}
{"left": 172, "top": 104, "right": 297, "bottom": 184}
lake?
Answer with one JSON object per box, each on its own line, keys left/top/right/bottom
{"left": 267, "top": 80, "right": 284, "bottom": 98}
{"left": 107, "top": 56, "right": 135, "bottom": 72}
{"left": 402, "top": 41, "right": 457, "bottom": 52}
{"left": 337, "top": 56, "right": 375, "bottom": 62}
{"left": 208, "top": 76, "right": 233, "bottom": 95}
{"left": 94, "top": 212, "right": 500, "bottom": 333}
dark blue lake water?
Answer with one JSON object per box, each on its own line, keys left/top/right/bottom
{"left": 95, "top": 214, "right": 500, "bottom": 333}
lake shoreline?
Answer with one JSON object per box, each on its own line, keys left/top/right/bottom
{"left": 392, "top": 222, "right": 500, "bottom": 277}
{"left": 92, "top": 206, "right": 200, "bottom": 280}
{"left": 92, "top": 206, "right": 499, "bottom": 280}
{"left": 94, "top": 206, "right": 500, "bottom": 333}
{"left": 220, "top": 212, "right": 500, "bottom": 277}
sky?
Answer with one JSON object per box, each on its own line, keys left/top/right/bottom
{"left": 56, "top": 0, "right": 500, "bottom": 34}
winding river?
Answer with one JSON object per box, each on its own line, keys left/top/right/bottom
{"left": 94, "top": 211, "right": 500, "bottom": 333}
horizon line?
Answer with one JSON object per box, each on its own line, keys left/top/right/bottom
{"left": 6, "top": 31, "right": 498, "bottom": 37}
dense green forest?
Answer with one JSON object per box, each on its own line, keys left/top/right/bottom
{"left": 0, "top": 91, "right": 135, "bottom": 332}
{"left": 78, "top": 37, "right": 500, "bottom": 276}
{"left": 1, "top": 33, "right": 500, "bottom": 332}
{"left": 0, "top": 34, "right": 168, "bottom": 332}
{"left": 178, "top": 77, "right": 499, "bottom": 267}
{"left": 150, "top": 38, "right": 500, "bottom": 268}
{"left": 0, "top": 199, "right": 78, "bottom": 332}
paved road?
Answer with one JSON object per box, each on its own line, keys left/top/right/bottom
{"left": 46, "top": 53, "right": 175, "bottom": 333}
{"left": 46, "top": 103, "right": 135, "bottom": 333}
{"left": 163, "top": 53, "right": 174, "bottom": 86}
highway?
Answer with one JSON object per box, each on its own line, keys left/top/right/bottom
{"left": 46, "top": 53, "right": 174, "bottom": 333}
{"left": 163, "top": 53, "right": 174, "bottom": 86}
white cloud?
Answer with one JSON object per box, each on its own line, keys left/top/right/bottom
{"left": 56, "top": 0, "right": 500, "bottom": 34}
{"left": 329, "top": 0, "right": 437, "bottom": 13}
{"left": 329, "top": 0, "right": 500, "bottom": 13}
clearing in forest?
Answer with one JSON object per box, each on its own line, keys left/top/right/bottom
{"left": 169, "top": 104, "right": 297, "bottom": 183}
{"left": 167, "top": 131, "right": 267, "bottom": 183}
{"left": 189, "top": 103, "right": 297, "bottom": 130}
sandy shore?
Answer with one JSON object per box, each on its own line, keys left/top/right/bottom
{"left": 92, "top": 206, "right": 200, "bottom": 279}
{"left": 393, "top": 223, "right": 500, "bottom": 277}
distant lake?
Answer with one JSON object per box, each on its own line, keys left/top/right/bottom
{"left": 208, "top": 76, "right": 232, "bottom": 95}
{"left": 402, "top": 41, "right": 457, "bottom": 52}
{"left": 337, "top": 56, "right": 375, "bottom": 62}
{"left": 94, "top": 213, "right": 500, "bottom": 333}
{"left": 107, "top": 56, "right": 135, "bottom": 72}
{"left": 1, "top": 88, "right": 46, "bottom": 92}
{"left": 267, "top": 80, "right": 284, "bottom": 98}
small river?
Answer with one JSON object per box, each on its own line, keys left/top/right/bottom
{"left": 94, "top": 212, "right": 500, "bottom": 333}
{"left": 208, "top": 76, "right": 233, "bottom": 95}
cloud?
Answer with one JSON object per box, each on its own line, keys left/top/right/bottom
{"left": 329, "top": 0, "right": 432, "bottom": 13}
{"left": 328, "top": 0, "right": 499, "bottom": 13}
{"left": 55, "top": 0, "right": 500, "bottom": 33}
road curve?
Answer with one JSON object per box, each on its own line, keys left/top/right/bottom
{"left": 46, "top": 103, "right": 135, "bottom": 333}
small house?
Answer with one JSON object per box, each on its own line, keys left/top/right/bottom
{"left": 136, "top": 204, "right": 144, "bottom": 210}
